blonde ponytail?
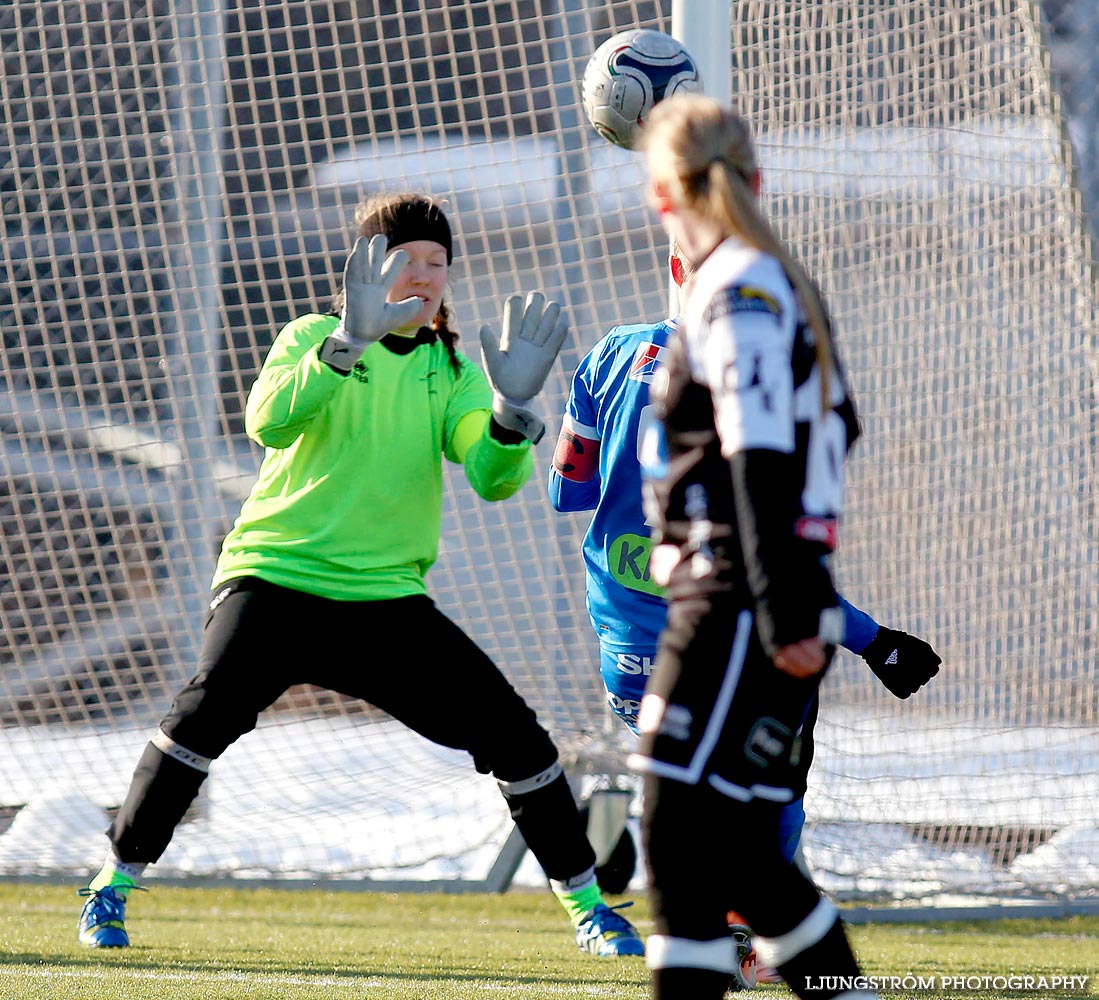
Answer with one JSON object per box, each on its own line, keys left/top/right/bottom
{"left": 645, "top": 94, "right": 835, "bottom": 409}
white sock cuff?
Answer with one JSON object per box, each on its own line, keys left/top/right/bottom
{"left": 550, "top": 869, "right": 596, "bottom": 894}
{"left": 496, "top": 760, "right": 563, "bottom": 796}
{"left": 753, "top": 898, "right": 839, "bottom": 968}
{"left": 106, "top": 853, "right": 147, "bottom": 881}
{"left": 645, "top": 934, "right": 736, "bottom": 974}
{"left": 151, "top": 728, "right": 213, "bottom": 773}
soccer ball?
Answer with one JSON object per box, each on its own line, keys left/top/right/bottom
{"left": 581, "top": 28, "right": 702, "bottom": 151}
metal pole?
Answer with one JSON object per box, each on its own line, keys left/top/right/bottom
{"left": 165, "top": 0, "right": 227, "bottom": 663}
{"left": 1081, "top": 2, "right": 1099, "bottom": 263}
{"left": 672, "top": 0, "right": 733, "bottom": 107}
{"left": 547, "top": 0, "right": 598, "bottom": 355}
{"left": 670, "top": 0, "right": 733, "bottom": 315}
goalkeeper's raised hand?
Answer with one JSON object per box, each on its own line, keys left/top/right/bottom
{"left": 860, "top": 626, "right": 941, "bottom": 699}
{"left": 480, "top": 291, "right": 569, "bottom": 444}
{"left": 319, "top": 234, "right": 422, "bottom": 373}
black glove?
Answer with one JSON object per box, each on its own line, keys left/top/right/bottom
{"left": 860, "top": 626, "right": 941, "bottom": 698}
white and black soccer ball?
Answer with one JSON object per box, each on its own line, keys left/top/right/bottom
{"left": 581, "top": 28, "right": 702, "bottom": 151}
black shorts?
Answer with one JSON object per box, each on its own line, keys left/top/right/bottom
{"left": 629, "top": 589, "right": 829, "bottom": 802}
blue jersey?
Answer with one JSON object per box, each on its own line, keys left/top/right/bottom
{"left": 548, "top": 318, "right": 880, "bottom": 655}
{"left": 548, "top": 320, "right": 678, "bottom": 647}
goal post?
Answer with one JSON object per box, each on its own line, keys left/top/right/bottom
{"left": 1, "top": 0, "right": 1097, "bottom": 906}
{"left": 668, "top": 0, "right": 732, "bottom": 315}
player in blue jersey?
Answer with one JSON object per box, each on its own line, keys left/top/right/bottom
{"left": 548, "top": 250, "right": 939, "bottom": 988}
{"left": 549, "top": 307, "right": 937, "bottom": 736}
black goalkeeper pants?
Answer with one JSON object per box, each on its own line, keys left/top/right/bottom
{"left": 109, "top": 576, "right": 595, "bottom": 881}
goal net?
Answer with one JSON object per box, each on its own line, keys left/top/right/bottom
{"left": 2, "top": 0, "right": 1097, "bottom": 904}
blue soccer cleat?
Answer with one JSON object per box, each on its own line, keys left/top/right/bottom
{"left": 575, "top": 901, "right": 646, "bottom": 957}
{"left": 78, "top": 886, "right": 131, "bottom": 948}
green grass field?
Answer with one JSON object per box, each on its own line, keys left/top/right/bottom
{"left": 2, "top": 884, "right": 1096, "bottom": 1000}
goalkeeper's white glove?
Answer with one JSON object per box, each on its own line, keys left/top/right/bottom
{"left": 479, "top": 291, "right": 569, "bottom": 444}
{"left": 319, "top": 234, "right": 422, "bottom": 374}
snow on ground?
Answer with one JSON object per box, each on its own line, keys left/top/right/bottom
{"left": 2, "top": 712, "right": 1097, "bottom": 900}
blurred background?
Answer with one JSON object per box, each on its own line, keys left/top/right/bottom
{"left": 1, "top": 1, "right": 1097, "bottom": 902}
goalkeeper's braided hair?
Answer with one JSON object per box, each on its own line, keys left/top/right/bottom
{"left": 644, "top": 94, "right": 835, "bottom": 410}
{"left": 330, "top": 192, "right": 462, "bottom": 374}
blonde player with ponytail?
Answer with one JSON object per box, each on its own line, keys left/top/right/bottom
{"left": 628, "top": 94, "right": 878, "bottom": 1000}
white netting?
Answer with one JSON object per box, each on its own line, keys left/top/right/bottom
{"left": 1, "top": 0, "right": 1097, "bottom": 900}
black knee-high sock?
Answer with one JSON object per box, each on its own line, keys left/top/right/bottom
{"left": 109, "top": 742, "right": 207, "bottom": 863}
{"left": 500, "top": 771, "right": 595, "bottom": 881}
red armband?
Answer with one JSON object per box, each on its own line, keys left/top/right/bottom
{"left": 552, "top": 428, "right": 600, "bottom": 482}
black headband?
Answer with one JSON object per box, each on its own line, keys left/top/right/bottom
{"left": 358, "top": 197, "right": 453, "bottom": 264}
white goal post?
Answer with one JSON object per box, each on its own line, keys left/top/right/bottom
{"left": 1, "top": 0, "right": 1098, "bottom": 907}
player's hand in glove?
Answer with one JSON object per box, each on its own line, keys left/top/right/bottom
{"left": 319, "top": 234, "right": 422, "bottom": 373}
{"left": 860, "top": 626, "right": 941, "bottom": 698}
{"left": 480, "top": 292, "right": 569, "bottom": 444}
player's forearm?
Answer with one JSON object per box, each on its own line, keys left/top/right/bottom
{"left": 461, "top": 411, "right": 533, "bottom": 500}
{"left": 837, "top": 597, "right": 879, "bottom": 654}
{"left": 244, "top": 345, "right": 345, "bottom": 449}
{"left": 731, "top": 448, "right": 839, "bottom": 654}
{"left": 547, "top": 468, "right": 600, "bottom": 512}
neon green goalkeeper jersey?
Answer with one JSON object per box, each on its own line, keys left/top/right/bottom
{"left": 213, "top": 313, "right": 533, "bottom": 600}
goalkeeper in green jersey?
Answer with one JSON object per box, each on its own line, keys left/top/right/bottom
{"left": 78, "top": 193, "right": 644, "bottom": 959}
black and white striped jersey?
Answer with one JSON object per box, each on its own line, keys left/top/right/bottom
{"left": 641, "top": 236, "right": 859, "bottom": 654}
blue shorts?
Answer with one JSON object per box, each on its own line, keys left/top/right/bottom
{"left": 777, "top": 796, "right": 805, "bottom": 863}
{"left": 598, "top": 640, "right": 658, "bottom": 735}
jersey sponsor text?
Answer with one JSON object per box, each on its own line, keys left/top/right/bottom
{"left": 613, "top": 652, "right": 655, "bottom": 676}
